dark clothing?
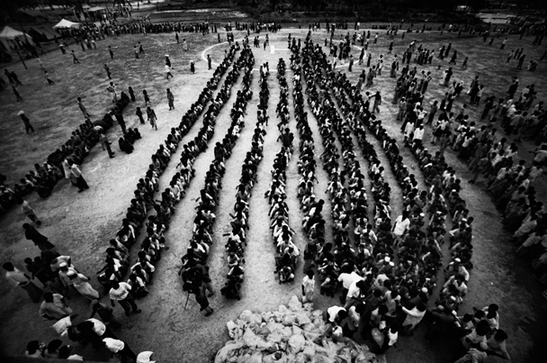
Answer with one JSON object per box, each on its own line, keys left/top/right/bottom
{"left": 25, "top": 226, "right": 55, "bottom": 251}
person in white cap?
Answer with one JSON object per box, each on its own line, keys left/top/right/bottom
{"left": 137, "top": 351, "right": 155, "bottom": 363}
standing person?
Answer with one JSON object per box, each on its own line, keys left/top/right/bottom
{"left": 392, "top": 211, "right": 410, "bottom": 245}
{"left": 191, "top": 280, "right": 214, "bottom": 316}
{"left": 90, "top": 299, "right": 122, "bottom": 331}
{"left": 165, "top": 64, "right": 173, "bottom": 79}
{"left": 302, "top": 270, "right": 315, "bottom": 303}
{"left": 207, "top": 54, "right": 212, "bottom": 70}
{"left": 182, "top": 38, "right": 188, "bottom": 51}
{"left": 18, "top": 111, "right": 34, "bottom": 133}
{"left": 39, "top": 292, "right": 72, "bottom": 320}
{"left": 114, "top": 112, "right": 127, "bottom": 134}
{"left": 99, "top": 132, "right": 115, "bottom": 158}
{"left": 102, "top": 337, "right": 137, "bottom": 362}
{"left": 372, "top": 91, "right": 382, "bottom": 114}
{"left": 107, "top": 82, "right": 117, "bottom": 103}
{"left": 500, "top": 37, "right": 507, "bottom": 49}
{"left": 166, "top": 88, "right": 175, "bottom": 110}
{"left": 128, "top": 86, "right": 135, "bottom": 102}
{"left": 165, "top": 54, "right": 171, "bottom": 67}
{"left": 109, "top": 281, "right": 141, "bottom": 316}
{"left": 3, "top": 262, "right": 43, "bottom": 302}
{"left": 44, "top": 71, "right": 55, "bottom": 85}
{"left": 68, "top": 160, "right": 89, "bottom": 193}
{"left": 348, "top": 55, "right": 354, "bottom": 72}
{"left": 401, "top": 303, "right": 427, "bottom": 334}
{"left": 104, "top": 64, "right": 111, "bottom": 79}
{"left": 13, "top": 86, "right": 23, "bottom": 101}
{"left": 18, "top": 198, "right": 41, "bottom": 225}
{"left": 108, "top": 46, "right": 114, "bottom": 59}
{"left": 142, "top": 89, "right": 150, "bottom": 105}
{"left": 10, "top": 70, "right": 22, "bottom": 85}
{"left": 135, "top": 107, "right": 145, "bottom": 124}
{"left": 23, "top": 223, "right": 55, "bottom": 251}
{"left": 175, "top": 32, "right": 180, "bottom": 44}
{"left": 67, "top": 271, "right": 99, "bottom": 300}
{"left": 138, "top": 42, "right": 144, "bottom": 54}
{"left": 190, "top": 61, "right": 195, "bottom": 74}
{"left": 71, "top": 50, "right": 80, "bottom": 64}
{"left": 77, "top": 97, "right": 90, "bottom": 118}
{"left": 147, "top": 107, "right": 158, "bottom": 130}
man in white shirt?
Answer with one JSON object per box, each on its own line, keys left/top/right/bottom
{"left": 337, "top": 271, "right": 362, "bottom": 304}
{"left": 109, "top": 281, "right": 141, "bottom": 316}
{"left": 103, "top": 337, "right": 136, "bottom": 362}
{"left": 392, "top": 211, "right": 411, "bottom": 245}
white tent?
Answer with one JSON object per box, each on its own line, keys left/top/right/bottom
{"left": 0, "top": 26, "right": 31, "bottom": 40}
{"left": 52, "top": 19, "right": 81, "bottom": 29}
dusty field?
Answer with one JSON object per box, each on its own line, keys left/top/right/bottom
{"left": 1, "top": 26, "right": 546, "bottom": 363}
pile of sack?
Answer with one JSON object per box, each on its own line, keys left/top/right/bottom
{"left": 215, "top": 296, "right": 379, "bottom": 363}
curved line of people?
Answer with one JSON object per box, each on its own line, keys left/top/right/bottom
{"left": 95, "top": 46, "right": 239, "bottom": 299}
{"left": 289, "top": 49, "right": 327, "bottom": 289}
{"left": 177, "top": 46, "right": 255, "bottom": 311}
{"left": 265, "top": 58, "right": 299, "bottom": 284}
{"left": 292, "top": 38, "right": 464, "bottom": 353}
{"left": 220, "top": 62, "right": 270, "bottom": 300}
{"left": 329, "top": 40, "right": 502, "bottom": 358}
{"left": 0, "top": 96, "right": 130, "bottom": 209}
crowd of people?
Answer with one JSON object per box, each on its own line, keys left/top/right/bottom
{"left": 220, "top": 60, "right": 270, "bottom": 300}
{"left": 177, "top": 45, "right": 254, "bottom": 314}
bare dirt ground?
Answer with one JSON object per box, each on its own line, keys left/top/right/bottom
{"left": 1, "top": 26, "right": 547, "bottom": 363}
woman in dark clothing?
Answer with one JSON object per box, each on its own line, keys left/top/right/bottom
{"left": 23, "top": 223, "right": 55, "bottom": 251}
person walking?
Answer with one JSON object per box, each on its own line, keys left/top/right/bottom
{"left": 3, "top": 262, "right": 43, "bottom": 302}
{"left": 190, "top": 61, "right": 195, "bottom": 74}
{"left": 68, "top": 160, "right": 89, "bottom": 192}
{"left": 108, "top": 46, "right": 114, "bottom": 59}
{"left": 372, "top": 91, "right": 382, "bottom": 114}
{"left": 165, "top": 64, "right": 173, "bottom": 79}
{"left": 13, "top": 86, "right": 23, "bottom": 101}
{"left": 191, "top": 281, "right": 214, "bottom": 316}
{"left": 207, "top": 54, "right": 212, "bottom": 70}
{"left": 128, "top": 86, "right": 135, "bottom": 102}
{"left": 348, "top": 55, "right": 354, "bottom": 72}
{"left": 182, "top": 39, "right": 188, "bottom": 51}
{"left": 147, "top": 107, "right": 158, "bottom": 130}
{"left": 143, "top": 89, "right": 150, "bottom": 105}
{"left": 71, "top": 50, "right": 80, "bottom": 64}
{"left": 136, "top": 107, "right": 145, "bottom": 124}
{"left": 23, "top": 223, "right": 55, "bottom": 251}
{"left": 104, "top": 64, "right": 111, "bottom": 79}
{"left": 77, "top": 97, "right": 90, "bottom": 118}
{"left": 10, "top": 70, "right": 22, "bottom": 85}
{"left": 166, "top": 88, "right": 175, "bottom": 110}
{"left": 109, "top": 281, "right": 141, "bottom": 316}
{"left": 18, "top": 111, "right": 34, "bottom": 133}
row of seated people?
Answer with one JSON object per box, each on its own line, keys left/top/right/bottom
{"left": 265, "top": 59, "right": 299, "bottom": 284}
{"left": 96, "top": 46, "right": 239, "bottom": 291}
{"left": 175, "top": 48, "right": 255, "bottom": 296}
{"left": 0, "top": 95, "right": 131, "bottom": 210}
{"left": 221, "top": 64, "right": 270, "bottom": 300}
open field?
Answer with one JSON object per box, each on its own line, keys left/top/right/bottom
{"left": 1, "top": 24, "right": 547, "bottom": 363}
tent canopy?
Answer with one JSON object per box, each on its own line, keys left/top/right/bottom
{"left": 87, "top": 6, "right": 106, "bottom": 12}
{"left": 0, "top": 26, "right": 30, "bottom": 40}
{"left": 52, "top": 19, "right": 81, "bottom": 29}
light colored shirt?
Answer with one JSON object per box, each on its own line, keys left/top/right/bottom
{"left": 393, "top": 215, "right": 410, "bottom": 236}
{"left": 338, "top": 272, "right": 362, "bottom": 289}
{"left": 109, "top": 282, "right": 131, "bottom": 301}
{"left": 5, "top": 268, "right": 29, "bottom": 286}
{"left": 87, "top": 318, "right": 106, "bottom": 336}
{"left": 327, "top": 306, "right": 346, "bottom": 323}
{"left": 103, "top": 338, "right": 125, "bottom": 353}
